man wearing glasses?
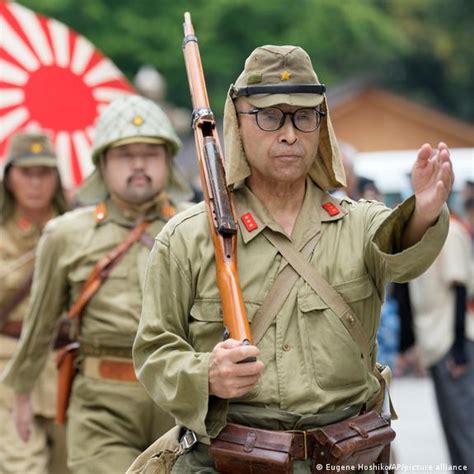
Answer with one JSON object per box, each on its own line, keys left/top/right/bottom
{"left": 133, "top": 45, "right": 452, "bottom": 472}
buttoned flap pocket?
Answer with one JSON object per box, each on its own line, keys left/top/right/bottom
{"left": 298, "top": 275, "right": 374, "bottom": 390}
{"left": 299, "top": 274, "right": 373, "bottom": 312}
{"left": 189, "top": 300, "right": 224, "bottom": 352}
{"left": 335, "top": 274, "right": 373, "bottom": 304}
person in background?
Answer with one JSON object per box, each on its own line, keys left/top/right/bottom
{"left": 2, "top": 96, "right": 193, "bottom": 474}
{"left": 0, "top": 131, "right": 70, "bottom": 474}
{"left": 409, "top": 208, "right": 474, "bottom": 470}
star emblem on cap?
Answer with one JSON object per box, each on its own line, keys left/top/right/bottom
{"left": 132, "top": 115, "right": 144, "bottom": 126}
{"left": 31, "top": 143, "right": 43, "bottom": 154}
{"left": 280, "top": 70, "right": 291, "bottom": 81}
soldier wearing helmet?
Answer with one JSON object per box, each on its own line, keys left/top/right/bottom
{"left": 0, "top": 131, "right": 69, "bottom": 474}
{"left": 2, "top": 95, "right": 193, "bottom": 474}
{"left": 132, "top": 45, "right": 452, "bottom": 472}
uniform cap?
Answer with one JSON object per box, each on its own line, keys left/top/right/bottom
{"left": 230, "top": 45, "right": 325, "bottom": 108}
{"left": 4, "top": 131, "right": 57, "bottom": 169}
{"left": 1, "top": 131, "right": 68, "bottom": 221}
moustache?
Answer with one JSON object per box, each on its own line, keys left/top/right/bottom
{"left": 127, "top": 173, "right": 151, "bottom": 185}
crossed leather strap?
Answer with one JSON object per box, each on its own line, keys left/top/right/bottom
{"left": 67, "top": 219, "right": 152, "bottom": 321}
{"left": 250, "top": 228, "right": 395, "bottom": 418}
{"left": 252, "top": 229, "right": 371, "bottom": 364}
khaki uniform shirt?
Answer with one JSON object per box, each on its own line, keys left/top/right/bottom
{"left": 2, "top": 199, "right": 184, "bottom": 394}
{"left": 134, "top": 179, "right": 449, "bottom": 441}
{"left": 0, "top": 214, "right": 57, "bottom": 417}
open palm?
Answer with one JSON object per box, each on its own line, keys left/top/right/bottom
{"left": 411, "top": 142, "right": 453, "bottom": 221}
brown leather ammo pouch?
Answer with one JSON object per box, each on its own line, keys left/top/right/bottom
{"left": 209, "top": 423, "right": 294, "bottom": 474}
{"left": 312, "top": 410, "right": 395, "bottom": 469}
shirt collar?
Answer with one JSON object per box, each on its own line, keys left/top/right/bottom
{"left": 95, "top": 198, "right": 166, "bottom": 228}
{"left": 11, "top": 210, "right": 55, "bottom": 237}
{"left": 234, "top": 178, "right": 347, "bottom": 246}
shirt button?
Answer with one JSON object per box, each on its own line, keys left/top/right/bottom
{"left": 283, "top": 343, "right": 292, "bottom": 352}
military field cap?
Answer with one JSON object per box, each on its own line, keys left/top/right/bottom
{"left": 91, "top": 94, "right": 182, "bottom": 165}
{"left": 224, "top": 45, "right": 345, "bottom": 190}
{"left": 230, "top": 45, "right": 325, "bottom": 108}
{"left": 1, "top": 131, "right": 68, "bottom": 221}
{"left": 4, "top": 131, "right": 57, "bottom": 169}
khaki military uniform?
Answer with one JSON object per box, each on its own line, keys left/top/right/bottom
{"left": 133, "top": 179, "right": 448, "bottom": 471}
{"left": 0, "top": 214, "right": 69, "bottom": 474}
{"left": 2, "top": 199, "right": 186, "bottom": 473}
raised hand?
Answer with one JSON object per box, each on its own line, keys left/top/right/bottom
{"left": 411, "top": 142, "right": 453, "bottom": 224}
{"left": 401, "top": 142, "right": 453, "bottom": 249}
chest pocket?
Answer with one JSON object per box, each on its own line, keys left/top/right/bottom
{"left": 298, "top": 274, "right": 373, "bottom": 390}
{"left": 189, "top": 300, "right": 224, "bottom": 352}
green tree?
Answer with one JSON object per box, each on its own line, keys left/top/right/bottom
{"left": 18, "top": 0, "right": 474, "bottom": 122}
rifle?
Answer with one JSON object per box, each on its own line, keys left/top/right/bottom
{"left": 182, "top": 12, "right": 252, "bottom": 346}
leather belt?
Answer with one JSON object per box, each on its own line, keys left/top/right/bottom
{"left": 0, "top": 320, "right": 72, "bottom": 349}
{"left": 289, "top": 430, "right": 318, "bottom": 460}
{"left": 82, "top": 356, "right": 138, "bottom": 382}
{"left": 0, "top": 320, "right": 22, "bottom": 338}
{"left": 213, "top": 422, "right": 318, "bottom": 461}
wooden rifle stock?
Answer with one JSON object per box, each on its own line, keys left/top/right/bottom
{"left": 182, "top": 12, "right": 252, "bottom": 345}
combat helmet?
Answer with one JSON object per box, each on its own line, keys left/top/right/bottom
{"left": 76, "top": 94, "right": 192, "bottom": 205}
{"left": 224, "top": 45, "right": 345, "bottom": 191}
{"left": 0, "top": 131, "right": 68, "bottom": 222}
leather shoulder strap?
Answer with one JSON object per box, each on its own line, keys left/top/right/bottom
{"left": 68, "top": 220, "right": 151, "bottom": 320}
{"left": 251, "top": 232, "right": 321, "bottom": 345}
{"left": 263, "top": 230, "right": 371, "bottom": 365}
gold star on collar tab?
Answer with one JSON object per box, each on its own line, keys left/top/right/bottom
{"left": 280, "top": 70, "right": 291, "bottom": 81}
{"left": 31, "top": 143, "right": 43, "bottom": 154}
{"left": 132, "top": 115, "right": 144, "bottom": 126}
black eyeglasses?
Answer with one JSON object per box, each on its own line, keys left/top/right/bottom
{"left": 237, "top": 107, "right": 326, "bottom": 133}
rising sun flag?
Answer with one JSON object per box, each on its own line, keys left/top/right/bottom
{"left": 0, "top": 1, "right": 134, "bottom": 189}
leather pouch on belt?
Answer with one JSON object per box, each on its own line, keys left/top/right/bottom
{"left": 312, "top": 410, "right": 395, "bottom": 468}
{"left": 209, "top": 423, "right": 293, "bottom": 474}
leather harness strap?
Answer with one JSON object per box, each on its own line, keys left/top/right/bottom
{"left": 251, "top": 232, "right": 322, "bottom": 346}
{"left": 68, "top": 220, "right": 151, "bottom": 321}
{"left": 262, "top": 229, "right": 372, "bottom": 365}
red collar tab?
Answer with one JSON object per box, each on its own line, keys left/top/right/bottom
{"left": 241, "top": 212, "right": 258, "bottom": 232}
{"left": 16, "top": 216, "right": 32, "bottom": 231}
{"left": 94, "top": 202, "right": 107, "bottom": 222}
{"left": 322, "top": 202, "right": 340, "bottom": 217}
{"left": 162, "top": 203, "right": 176, "bottom": 219}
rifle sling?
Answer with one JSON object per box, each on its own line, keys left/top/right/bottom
{"left": 0, "top": 272, "right": 34, "bottom": 330}
{"left": 254, "top": 229, "right": 372, "bottom": 366}
{"left": 67, "top": 220, "right": 151, "bottom": 321}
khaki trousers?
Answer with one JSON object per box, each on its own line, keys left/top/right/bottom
{"left": 67, "top": 374, "right": 174, "bottom": 474}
